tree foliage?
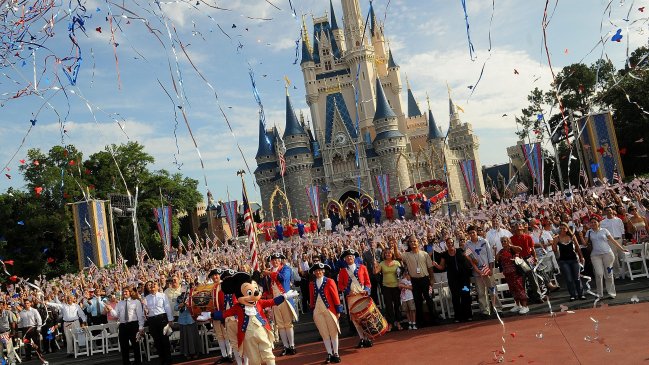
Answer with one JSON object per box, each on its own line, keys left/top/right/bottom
{"left": 0, "top": 142, "right": 202, "bottom": 278}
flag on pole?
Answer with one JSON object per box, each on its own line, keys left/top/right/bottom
{"left": 153, "top": 206, "right": 173, "bottom": 254}
{"left": 187, "top": 235, "right": 195, "bottom": 252}
{"left": 579, "top": 169, "right": 590, "bottom": 188}
{"left": 491, "top": 185, "right": 500, "bottom": 200}
{"left": 305, "top": 185, "right": 320, "bottom": 217}
{"left": 375, "top": 174, "right": 390, "bottom": 205}
{"left": 279, "top": 151, "right": 286, "bottom": 176}
{"left": 223, "top": 200, "right": 238, "bottom": 237}
{"left": 613, "top": 169, "right": 621, "bottom": 184}
{"left": 459, "top": 160, "right": 478, "bottom": 204}
{"left": 516, "top": 181, "right": 528, "bottom": 193}
{"left": 520, "top": 142, "right": 544, "bottom": 195}
{"left": 550, "top": 178, "right": 559, "bottom": 192}
{"left": 242, "top": 179, "right": 260, "bottom": 271}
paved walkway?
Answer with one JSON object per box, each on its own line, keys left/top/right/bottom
{"left": 21, "top": 277, "right": 649, "bottom": 365}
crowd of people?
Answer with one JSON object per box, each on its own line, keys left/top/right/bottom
{"left": 0, "top": 178, "right": 648, "bottom": 365}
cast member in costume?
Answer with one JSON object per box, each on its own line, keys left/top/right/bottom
{"left": 309, "top": 263, "right": 342, "bottom": 364}
{"left": 336, "top": 249, "right": 373, "bottom": 348}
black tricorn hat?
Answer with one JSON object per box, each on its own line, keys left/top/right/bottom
{"left": 267, "top": 252, "right": 287, "bottom": 262}
{"left": 221, "top": 272, "right": 253, "bottom": 297}
{"left": 221, "top": 268, "right": 236, "bottom": 280}
{"left": 208, "top": 268, "right": 225, "bottom": 278}
{"left": 309, "top": 262, "right": 331, "bottom": 275}
{"left": 339, "top": 249, "right": 359, "bottom": 261}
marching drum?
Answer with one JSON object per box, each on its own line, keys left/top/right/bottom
{"left": 349, "top": 295, "right": 388, "bottom": 339}
{"left": 187, "top": 283, "right": 219, "bottom": 319}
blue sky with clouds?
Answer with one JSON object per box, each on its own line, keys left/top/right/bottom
{"left": 1, "top": 0, "right": 646, "bottom": 203}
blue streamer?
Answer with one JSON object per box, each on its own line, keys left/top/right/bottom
{"left": 460, "top": 0, "right": 476, "bottom": 61}
{"left": 248, "top": 67, "right": 270, "bottom": 146}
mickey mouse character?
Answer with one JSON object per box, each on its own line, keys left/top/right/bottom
{"left": 213, "top": 272, "right": 298, "bottom": 365}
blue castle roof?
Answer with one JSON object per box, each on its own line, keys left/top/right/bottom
{"left": 427, "top": 109, "right": 444, "bottom": 140}
{"left": 387, "top": 50, "right": 398, "bottom": 68}
{"left": 255, "top": 117, "right": 275, "bottom": 159}
{"left": 300, "top": 39, "right": 313, "bottom": 64}
{"left": 407, "top": 87, "right": 422, "bottom": 117}
{"left": 329, "top": 0, "right": 339, "bottom": 30}
{"left": 373, "top": 78, "right": 396, "bottom": 121}
{"left": 283, "top": 95, "right": 306, "bottom": 138}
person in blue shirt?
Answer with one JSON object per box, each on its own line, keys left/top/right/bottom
{"left": 422, "top": 199, "right": 431, "bottom": 215}
{"left": 396, "top": 203, "right": 406, "bottom": 220}
{"left": 297, "top": 221, "right": 305, "bottom": 238}
{"left": 175, "top": 292, "right": 201, "bottom": 360}
{"left": 275, "top": 221, "right": 284, "bottom": 241}
{"left": 373, "top": 206, "right": 382, "bottom": 225}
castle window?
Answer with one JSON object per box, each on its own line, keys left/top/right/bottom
{"left": 324, "top": 60, "right": 332, "bottom": 71}
{"left": 322, "top": 48, "right": 330, "bottom": 56}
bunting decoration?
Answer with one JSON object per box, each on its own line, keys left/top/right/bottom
{"left": 305, "top": 185, "right": 321, "bottom": 217}
{"left": 71, "top": 200, "right": 112, "bottom": 270}
{"left": 153, "top": 206, "right": 173, "bottom": 254}
{"left": 520, "top": 142, "right": 544, "bottom": 195}
{"left": 223, "top": 200, "right": 239, "bottom": 238}
{"left": 459, "top": 160, "right": 478, "bottom": 203}
{"left": 375, "top": 174, "right": 390, "bottom": 205}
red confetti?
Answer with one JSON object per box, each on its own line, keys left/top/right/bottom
{"left": 19, "top": 159, "right": 25, "bottom": 164}
{"left": 69, "top": 160, "right": 75, "bottom": 166}
{"left": 519, "top": 355, "right": 525, "bottom": 358}
{"left": 35, "top": 186, "right": 43, "bottom": 196}
{"left": 510, "top": 332, "right": 516, "bottom": 338}
{"left": 23, "top": 338, "right": 29, "bottom": 344}
{"left": 596, "top": 147, "right": 605, "bottom": 155}
{"left": 9, "top": 275, "right": 18, "bottom": 283}
{"left": 96, "top": 27, "right": 102, "bottom": 33}
{"left": 88, "top": 184, "right": 95, "bottom": 190}
{"left": 85, "top": 169, "right": 91, "bottom": 175}
{"left": 33, "top": 160, "right": 39, "bottom": 166}
{"left": 4, "top": 174, "right": 10, "bottom": 179}
{"left": 619, "top": 147, "right": 627, "bottom": 155}
{"left": 47, "top": 257, "right": 55, "bottom": 264}
{"left": 4, "top": 260, "right": 14, "bottom": 266}
{"left": 578, "top": 84, "right": 585, "bottom": 93}
{"left": 63, "top": 192, "right": 70, "bottom": 199}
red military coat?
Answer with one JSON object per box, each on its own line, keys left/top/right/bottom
{"left": 337, "top": 264, "right": 371, "bottom": 296}
{"left": 309, "top": 276, "right": 343, "bottom": 316}
{"left": 411, "top": 202, "right": 420, "bottom": 216}
{"left": 213, "top": 297, "right": 284, "bottom": 348}
{"left": 385, "top": 205, "right": 394, "bottom": 220}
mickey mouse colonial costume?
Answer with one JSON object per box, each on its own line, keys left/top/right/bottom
{"left": 336, "top": 249, "right": 373, "bottom": 348}
{"left": 309, "top": 263, "right": 342, "bottom": 364}
{"left": 212, "top": 272, "right": 298, "bottom": 365}
{"left": 261, "top": 252, "right": 298, "bottom": 356}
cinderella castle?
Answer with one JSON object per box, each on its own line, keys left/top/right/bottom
{"left": 254, "top": 0, "right": 485, "bottom": 220}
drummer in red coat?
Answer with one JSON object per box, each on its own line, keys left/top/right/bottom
{"left": 309, "top": 263, "right": 342, "bottom": 364}
{"left": 309, "top": 216, "right": 318, "bottom": 234}
{"left": 337, "top": 249, "right": 373, "bottom": 348}
{"left": 410, "top": 200, "right": 420, "bottom": 217}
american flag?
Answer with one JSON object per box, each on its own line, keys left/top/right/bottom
{"left": 516, "top": 181, "right": 528, "bottom": 193}
{"left": 242, "top": 180, "right": 260, "bottom": 271}
{"left": 550, "top": 178, "right": 559, "bottom": 192}
{"left": 279, "top": 150, "right": 286, "bottom": 176}
{"left": 471, "top": 191, "right": 479, "bottom": 205}
{"left": 579, "top": 169, "right": 590, "bottom": 187}
{"left": 491, "top": 185, "right": 500, "bottom": 200}
{"left": 613, "top": 170, "right": 621, "bottom": 184}
{"left": 187, "top": 235, "right": 195, "bottom": 252}
{"left": 205, "top": 233, "right": 214, "bottom": 248}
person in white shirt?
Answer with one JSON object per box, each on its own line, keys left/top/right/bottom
{"left": 485, "top": 218, "right": 512, "bottom": 255}
{"left": 600, "top": 206, "right": 626, "bottom": 277}
{"left": 46, "top": 294, "right": 88, "bottom": 357}
{"left": 17, "top": 299, "right": 42, "bottom": 361}
{"left": 107, "top": 287, "right": 145, "bottom": 365}
{"left": 144, "top": 281, "right": 174, "bottom": 365}
{"left": 323, "top": 217, "right": 332, "bottom": 234}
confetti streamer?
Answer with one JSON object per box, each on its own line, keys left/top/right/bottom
{"left": 460, "top": 0, "right": 476, "bottom": 61}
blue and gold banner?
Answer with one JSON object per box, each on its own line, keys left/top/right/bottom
{"left": 577, "top": 111, "right": 625, "bottom": 184}
{"left": 72, "top": 200, "right": 112, "bottom": 270}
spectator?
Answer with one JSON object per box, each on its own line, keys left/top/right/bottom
{"left": 17, "top": 298, "right": 42, "bottom": 361}
{"left": 551, "top": 223, "right": 586, "bottom": 301}
{"left": 398, "top": 271, "right": 417, "bottom": 329}
{"left": 174, "top": 292, "right": 200, "bottom": 361}
{"left": 496, "top": 237, "right": 529, "bottom": 314}
{"left": 400, "top": 235, "right": 437, "bottom": 327}
{"left": 585, "top": 216, "right": 627, "bottom": 299}
{"left": 435, "top": 237, "right": 473, "bottom": 322}
{"left": 464, "top": 225, "right": 495, "bottom": 316}
{"left": 373, "top": 250, "right": 402, "bottom": 331}
{"left": 107, "top": 287, "right": 145, "bottom": 365}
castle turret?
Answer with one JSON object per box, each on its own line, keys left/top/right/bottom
{"left": 329, "top": 0, "right": 346, "bottom": 54}
{"left": 449, "top": 96, "right": 461, "bottom": 129}
{"left": 371, "top": 78, "right": 410, "bottom": 196}
{"left": 282, "top": 94, "right": 314, "bottom": 219}
{"left": 341, "top": 0, "right": 365, "bottom": 51}
{"left": 254, "top": 117, "right": 278, "bottom": 217}
{"left": 406, "top": 78, "right": 422, "bottom": 118}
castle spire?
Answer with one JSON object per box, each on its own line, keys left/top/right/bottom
{"left": 329, "top": 0, "right": 339, "bottom": 30}
{"left": 283, "top": 94, "right": 306, "bottom": 138}
{"left": 255, "top": 114, "right": 274, "bottom": 159}
{"left": 300, "top": 15, "right": 313, "bottom": 64}
{"left": 406, "top": 76, "right": 422, "bottom": 117}
{"left": 427, "top": 105, "right": 443, "bottom": 140}
{"left": 373, "top": 78, "right": 397, "bottom": 121}
{"left": 387, "top": 48, "right": 398, "bottom": 68}
{"left": 369, "top": 0, "right": 377, "bottom": 36}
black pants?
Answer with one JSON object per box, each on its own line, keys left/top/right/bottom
{"left": 381, "top": 286, "right": 401, "bottom": 325}
{"left": 147, "top": 314, "right": 171, "bottom": 365}
{"left": 41, "top": 322, "right": 58, "bottom": 353}
{"left": 299, "top": 279, "right": 310, "bottom": 312}
{"left": 448, "top": 278, "right": 472, "bottom": 321}
{"left": 369, "top": 274, "right": 381, "bottom": 304}
{"left": 88, "top": 314, "right": 108, "bottom": 326}
{"left": 20, "top": 326, "right": 40, "bottom": 360}
{"left": 411, "top": 276, "right": 436, "bottom": 326}
{"left": 118, "top": 321, "right": 141, "bottom": 365}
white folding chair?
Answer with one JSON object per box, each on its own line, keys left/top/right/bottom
{"left": 145, "top": 331, "right": 158, "bottom": 360}
{"left": 87, "top": 324, "right": 106, "bottom": 355}
{"left": 432, "top": 282, "right": 448, "bottom": 319}
{"left": 72, "top": 327, "right": 90, "bottom": 358}
{"left": 622, "top": 243, "right": 649, "bottom": 280}
{"left": 202, "top": 324, "right": 221, "bottom": 353}
{"left": 104, "top": 322, "right": 120, "bottom": 353}
{"left": 492, "top": 272, "right": 515, "bottom": 310}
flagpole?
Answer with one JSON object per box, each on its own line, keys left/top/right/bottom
{"left": 238, "top": 169, "right": 260, "bottom": 271}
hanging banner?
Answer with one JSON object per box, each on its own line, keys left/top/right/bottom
{"left": 72, "top": 200, "right": 112, "bottom": 270}
{"left": 459, "top": 160, "right": 478, "bottom": 198}
{"left": 577, "top": 111, "right": 625, "bottom": 184}
{"left": 305, "top": 185, "right": 320, "bottom": 217}
{"left": 153, "top": 206, "right": 173, "bottom": 253}
{"left": 223, "top": 200, "right": 239, "bottom": 237}
{"left": 375, "top": 174, "right": 390, "bottom": 205}
{"left": 520, "top": 142, "right": 544, "bottom": 195}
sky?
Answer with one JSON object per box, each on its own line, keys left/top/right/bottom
{"left": 0, "top": 0, "right": 647, "bottom": 204}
